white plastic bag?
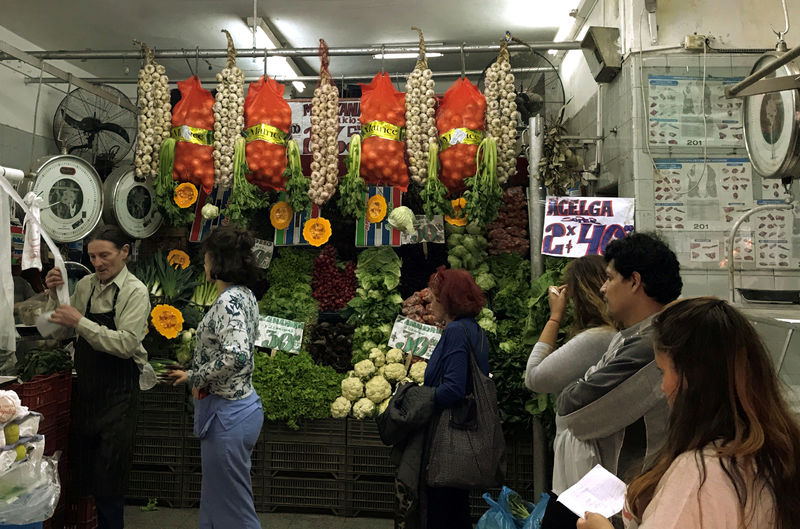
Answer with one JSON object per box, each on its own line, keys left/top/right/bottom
{"left": 0, "top": 452, "right": 61, "bottom": 524}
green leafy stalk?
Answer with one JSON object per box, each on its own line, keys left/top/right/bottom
{"left": 338, "top": 134, "right": 367, "bottom": 219}
{"left": 420, "top": 143, "right": 454, "bottom": 219}
{"left": 463, "top": 136, "right": 503, "bottom": 229}
{"left": 284, "top": 139, "right": 312, "bottom": 214}
{"left": 155, "top": 138, "right": 195, "bottom": 226}
{"left": 222, "top": 136, "right": 270, "bottom": 226}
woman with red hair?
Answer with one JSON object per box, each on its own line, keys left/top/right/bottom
{"left": 423, "top": 265, "right": 491, "bottom": 528}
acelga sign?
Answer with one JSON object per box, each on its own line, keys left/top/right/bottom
{"left": 541, "top": 196, "right": 635, "bottom": 257}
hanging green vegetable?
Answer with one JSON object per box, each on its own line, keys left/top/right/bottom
{"left": 338, "top": 134, "right": 366, "bottom": 219}
{"left": 463, "top": 136, "right": 503, "bottom": 229}
{"left": 155, "top": 140, "right": 195, "bottom": 226}
{"left": 221, "top": 136, "right": 270, "bottom": 226}
{"left": 420, "top": 142, "right": 453, "bottom": 219}
{"left": 284, "top": 139, "right": 312, "bottom": 214}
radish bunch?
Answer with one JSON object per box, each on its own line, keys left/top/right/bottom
{"left": 135, "top": 44, "right": 171, "bottom": 180}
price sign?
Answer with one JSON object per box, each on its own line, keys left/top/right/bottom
{"left": 389, "top": 316, "right": 443, "bottom": 359}
{"left": 253, "top": 239, "right": 274, "bottom": 269}
{"left": 256, "top": 315, "right": 304, "bottom": 353}
{"left": 401, "top": 215, "right": 446, "bottom": 245}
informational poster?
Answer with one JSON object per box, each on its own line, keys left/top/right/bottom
{"left": 400, "top": 215, "right": 446, "bottom": 245}
{"left": 541, "top": 196, "right": 635, "bottom": 258}
{"left": 257, "top": 315, "right": 304, "bottom": 353}
{"left": 252, "top": 239, "right": 274, "bottom": 269}
{"left": 753, "top": 203, "right": 794, "bottom": 268}
{"left": 647, "top": 75, "right": 744, "bottom": 148}
{"left": 288, "top": 99, "right": 361, "bottom": 155}
{"left": 389, "top": 316, "right": 442, "bottom": 359}
{"left": 654, "top": 158, "right": 753, "bottom": 232}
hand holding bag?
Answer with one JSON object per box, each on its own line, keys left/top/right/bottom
{"left": 426, "top": 323, "right": 506, "bottom": 489}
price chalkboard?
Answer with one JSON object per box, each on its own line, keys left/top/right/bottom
{"left": 256, "top": 315, "right": 304, "bottom": 353}
{"left": 389, "top": 316, "right": 442, "bottom": 359}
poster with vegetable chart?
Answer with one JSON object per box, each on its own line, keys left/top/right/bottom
{"left": 541, "top": 196, "right": 634, "bottom": 258}
{"left": 189, "top": 186, "right": 232, "bottom": 242}
{"left": 654, "top": 158, "right": 753, "bottom": 232}
{"left": 273, "top": 202, "right": 323, "bottom": 246}
{"left": 647, "top": 75, "right": 743, "bottom": 148}
{"left": 355, "top": 186, "right": 402, "bottom": 247}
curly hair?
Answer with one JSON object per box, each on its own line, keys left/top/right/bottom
{"left": 626, "top": 297, "right": 800, "bottom": 528}
{"left": 428, "top": 266, "right": 485, "bottom": 319}
{"left": 202, "top": 225, "right": 259, "bottom": 287}
{"left": 603, "top": 232, "right": 682, "bottom": 304}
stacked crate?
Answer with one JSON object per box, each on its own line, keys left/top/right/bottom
{"left": 345, "top": 419, "right": 395, "bottom": 517}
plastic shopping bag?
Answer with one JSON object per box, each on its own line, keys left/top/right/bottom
{"left": 476, "top": 486, "right": 550, "bottom": 529}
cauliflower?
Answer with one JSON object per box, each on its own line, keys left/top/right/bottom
{"left": 383, "top": 362, "right": 407, "bottom": 384}
{"left": 354, "top": 359, "right": 377, "bottom": 380}
{"left": 409, "top": 361, "right": 427, "bottom": 385}
{"left": 377, "top": 365, "right": 386, "bottom": 378}
{"left": 369, "top": 348, "right": 386, "bottom": 368}
{"left": 341, "top": 377, "right": 364, "bottom": 401}
{"left": 330, "top": 396, "right": 352, "bottom": 418}
{"left": 385, "top": 348, "right": 405, "bottom": 364}
{"left": 378, "top": 397, "right": 391, "bottom": 415}
{"left": 365, "top": 376, "right": 392, "bottom": 404}
{"left": 352, "top": 397, "right": 376, "bottom": 420}
{"left": 201, "top": 203, "right": 220, "bottom": 219}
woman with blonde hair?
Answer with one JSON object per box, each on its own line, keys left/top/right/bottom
{"left": 578, "top": 297, "right": 800, "bottom": 529}
{"left": 525, "top": 254, "right": 616, "bottom": 493}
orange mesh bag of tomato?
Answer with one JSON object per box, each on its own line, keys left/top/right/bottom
{"left": 435, "top": 77, "right": 486, "bottom": 194}
{"left": 243, "top": 75, "right": 292, "bottom": 191}
{"left": 359, "top": 72, "right": 409, "bottom": 190}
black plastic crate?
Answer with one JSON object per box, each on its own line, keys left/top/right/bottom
{"left": 132, "top": 435, "right": 183, "bottom": 468}
{"left": 265, "top": 440, "right": 347, "bottom": 477}
{"left": 346, "top": 418, "right": 383, "bottom": 447}
{"left": 138, "top": 384, "right": 188, "bottom": 414}
{"left": 265, "top": 418, "right": 347, "bottom": 445}
{"left": 347, "top": 444, "right": 394, "bottom": 479}
{"left": 347, "top": 476, "right": 395, "bottom": 517}
{"left": 264, "top": 475, "right": 347, "bottom": 514}
{"left": 135, "top": 410, "right": 186, "bottom": 438}
{"left": 126, "top": 469, "right": 182, "bottom": 508}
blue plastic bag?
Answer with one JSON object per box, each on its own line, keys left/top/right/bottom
{"left": 477, "top": 486, "right": 550, "bottom": 529}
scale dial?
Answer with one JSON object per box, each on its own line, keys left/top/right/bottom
{"left": 743, "top": 52, "right": 800, "bottom": 179}
{"left": 103, "top": 167, "right": 163, "bottom": 239}
{"left": 28, "top": 155, "right": 104, "bottom": 243}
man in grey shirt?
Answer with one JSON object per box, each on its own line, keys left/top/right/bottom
{"left": 557, "top": 233, "right": 682, "bottom": 486}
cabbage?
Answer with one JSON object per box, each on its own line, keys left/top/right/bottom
{"left": 388, "top": 206, "right": 415, "bottom": 233}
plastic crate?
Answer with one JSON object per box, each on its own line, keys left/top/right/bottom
{"left": 137, "top": 384, "right": 188, "bottom": 414}
{"left": 347, "top": 477, "right": 395, "bottom": 517}
{"left": 38, "top": 407, "right": 70, "bottom": 437}
{"left": 346, "top": 418, "right": 383, "bottom": 447}
{"left": 265, "top": 419, "right": 347, "bottom": 445}
{"left": 7, "top": 371, "right": 72, "bottom": 417}
{"left": 135, "top": 410, "right": 186, "bottom": 438}
{"left": 126, "top": 469, "right": 182, "bottom": 508}
{"left": 347, "top": 444, "right": 394, "bottom": 479}
{"left": 265, "top": 440, "right": 347, "bottom": 477}
{"left": 64, "top": 497, "right": 97, "bottom": 529}
{"left": 42, "top": 426, "right": 69, "bottom": 456}
{"left": 132, "top": 435, "right": 183, "bottom": 468}
{"left": 264, "top": 475, "right": 347, "bottom": 514}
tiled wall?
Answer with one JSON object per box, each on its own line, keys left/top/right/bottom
{"left": 0, "top": 123, "right": 53, "bottom": 173}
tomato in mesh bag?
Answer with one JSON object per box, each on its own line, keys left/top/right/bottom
{"left": 244, "top": 76, "right": 292, "bottom": 192}
{"left": 359, "top": 72, "right": 409, "bottom": 190}
{"left": 436, "top": 77, "right": 486, "bottom": 194}
{"left": 171, "top": 76, "right": 216, "bottom": 193}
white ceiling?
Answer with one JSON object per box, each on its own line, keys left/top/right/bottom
{"left": 0, "top": 0, "right": 572, "bottom": 94}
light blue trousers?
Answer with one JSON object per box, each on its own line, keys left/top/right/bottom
{"left": 198, "top": 409, "right": 263, "bottom": 529}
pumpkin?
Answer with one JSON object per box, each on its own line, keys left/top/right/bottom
{"left": 366, "top": 195, "right": 388, "bottom": 224}
{"left": 270, "top": 201, "right": 293, "bottom": 230}
{"left": 151, "top": 304, "right": 184, "bottom": 339}
{"left": 174, "top": 182, "right": 199, "bottom": 209}
{"left": 167, "top": 249, "right": 191, "bottom": 269}
{"left": 444, "top": 197, "right": 467, "bottom": 226}
{"left": 303, "top": 217, "right": 332, "bottom": 247}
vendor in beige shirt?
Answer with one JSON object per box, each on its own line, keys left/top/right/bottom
{"left": 45, "top": 225, "right": 150, "bottom": 529}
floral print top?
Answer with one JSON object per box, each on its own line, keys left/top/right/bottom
{"left": 188, "top": 285, "right": 259, "bottom": 400}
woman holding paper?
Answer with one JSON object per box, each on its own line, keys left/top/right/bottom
{"left": 577, "top": 297, "right": 800, "bottom": 529}
{"left": 44, "top": 225, "right": 150, "bottom": 529}
{"left": 168, "top": 225, "right": 263, "bottom": 529}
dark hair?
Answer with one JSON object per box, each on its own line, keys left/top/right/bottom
{"left": 202, "top": 225, "right": 258, "bottom": 286}
{"left": 428, "top": 266, "right": 485, "bottom": 319}
{"left": 603, "top": 232, "right": 682, "bottom": 304}
{"left": 565, "top": 255, "right": 614, "bottom": 331}
{"left": 88, "top": 225, "right": 130, "bottom": 250}
{"left": 627, "top": 297, "right": 800, "bottom": 528}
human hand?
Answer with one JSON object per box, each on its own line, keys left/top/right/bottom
{"left": 191, "top": 386, "right": 201, "bottom": 399}
{"left": 576, "top": 512, "right": 614, "bottom": 529}
{"left": 548, "top": 284, "right": 568, "bottom": 320}
{"left": 48, "top": 304, "right": 82, "bottom": 328}
{"left": 168, "top": 369, "right": 188, "bottom": 386}
{"left": 44, "top": 268, "right": 64, "bottom": 299}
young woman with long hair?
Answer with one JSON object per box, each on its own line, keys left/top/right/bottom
{"left": 578, "top": 297, "right": 800, "bottom": 529}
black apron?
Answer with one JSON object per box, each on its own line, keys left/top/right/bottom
{"left": 71, "top": 284, "right": 140, "bottom": 498}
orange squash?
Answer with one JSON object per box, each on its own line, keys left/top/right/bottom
{"left": 366, "top": 195, "right": 388, "bottom": 223}
{"left": 167, "top": 249, "right": 191, "bottom": 269}
{"left": 174, "top": 182, "right": 199, "bottom": 209}
{"left": 151, "top": 304, "right": 184, "bottom": 339}
{"left": 444, "top": 197, "right": 467, "bottom": 226}
{"left": 303, "top": 217, "right": 332, "bottom": 247}
{"left": 270, "top": 201, "right": 293, "bottom": 230}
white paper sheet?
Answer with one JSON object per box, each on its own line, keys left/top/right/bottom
{"left": 557, "top": 464, "right": 627, "bottom": 519}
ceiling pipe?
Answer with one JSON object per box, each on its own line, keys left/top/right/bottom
{"left": 0, "top": 42, "right": 581, "bottom": 62}
{"left": 23, "top": 66, "right": 554, "bottom": 85}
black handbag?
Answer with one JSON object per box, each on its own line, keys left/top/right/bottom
{"left": 426, "top": 322, "right": 506, "bottom": 489}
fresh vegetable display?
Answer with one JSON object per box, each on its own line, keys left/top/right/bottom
{"left": 212, "top": 30, "right": 245, "bottom": 190}
{"left": 311, "top": 246, "right": 357, "bottom": 311}
{"left": 259, "top": 248, "right": 319, "bottom": 343}
{"left": 488, "top": 187, "right": 530, "bottom": 255}
{"left": 435, "top": 77, "right": 486, "bottom": 194}
{"left": 134, "top": 42, "right": 171, "bottom": 181}
{"left": 337, "top": 134, "right": 366, "bottom": 219}
{"left": 387, "top": 205, "right": 415, "bottom": 233}
{"left": 266, "top": 247, "right": 316, "bottom": 286}
{"left": 350, "top": 323, "right": 392, "bottom": 365}
{"left": 484, "top": 41, "right": 519, "bottom": 184}
{"left": 243, "top": 76, "right": 292, "bottom": 191}
{"left": 135, "top": 250, "right": 197, "bottom": 303}
{"left": 359, "top": 72, "right": 408, "bottom": 189}
{"left": 308, "top": 39, "right": 340, "bottom": 206}
{"left": 15, "top": 348, "right": 72, "bottom": 382}
{"left": 463, "top": 136, "right": 503, "bottom": 229}
{"left": 401, "top": 287, "right": 443, "bottom": 327}
{"left": 404, "top": 26, "right": 437, "bottom": 187}
{"left": 345, "top": 247, "right": 403, "bottom": 330}
{"left": 420, "top": 142, "right": 454, "bottom": 219}
{"left": 308, "top": 320, "right": 354, "bottom": 373}
{"left": 284, "top": 139, "right": 312, "bottom": 214}
{"left": 445, "top": 222, "right": 493, "bottom": 290}
{"left": 303, "top": 217, "right": 333, "bottom": 247}
{"left": 190, "top": 274, "right": 218, "bottom": 307}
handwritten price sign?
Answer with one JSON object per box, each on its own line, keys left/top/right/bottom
{"left": 253, "top": 239, "right": 274, "bottom": 269}
{"left": 541, "top": 196, "right": 635, "bottom": 257}
{"left": 257, "top": 315, "right": 304, "bottom": 353}
{"left": 389, "top": 316, "right": 443, "bottom": 359}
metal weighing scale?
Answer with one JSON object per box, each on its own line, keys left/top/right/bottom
{"left": 102, "top": 165, "right": 163, "bottom": 239}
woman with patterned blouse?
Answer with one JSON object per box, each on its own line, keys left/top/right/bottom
{"left": 169, "top": 226, "right": 263, "bottom": 529}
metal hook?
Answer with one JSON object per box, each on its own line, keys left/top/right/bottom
{"left": 771, "top": 0, "right": 791, "bottom": 42}
{"left": 195, "top": 46, "right": 200, "bottom": 77}
{"left": 264, "top": 47, "right": 268, "bottom": 78}
{"left": 182, "top": 48, "right": 195, "bottom": 77}
{"left": 460, "top": 42, "right": 466, "bottom": 78}
{"left": 381, "top": 44, "right": 386, "bottom": 73}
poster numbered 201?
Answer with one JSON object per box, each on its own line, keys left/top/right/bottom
{"left": 389, "top": 316, "right": 442, "bottom": 359}
{"left": 257, "top": 315, "right": 304, "bottom": 353}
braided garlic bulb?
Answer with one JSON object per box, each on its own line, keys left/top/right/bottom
{"left": 308, "top": 74, "right": 340, "bottom": 205}
{"left": 404, "top": 27, "right": 437, "bottom": 187}
{"left": 134, "top": 44, "right": 171, "bottom": 180}
{"left": 484, "top": 44, "right": 519, "bottom": 184}
{"left": 212, "top": 30, "right": 245, "bottom": 190}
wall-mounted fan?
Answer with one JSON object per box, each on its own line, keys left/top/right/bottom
{"left": 52, "top": 85, "right": 137, "bottom": 180}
